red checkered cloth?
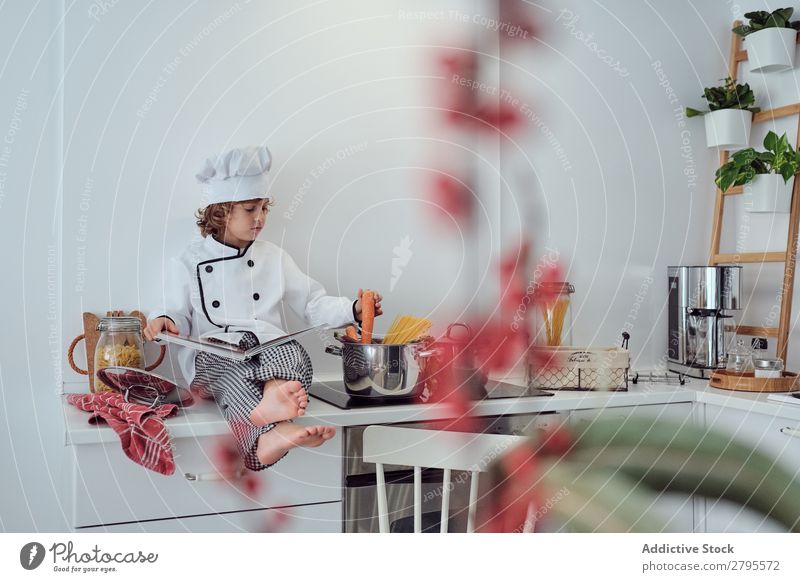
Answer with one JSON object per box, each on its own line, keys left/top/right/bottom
{"left": 67, "top": 392, "right": 179, "bottom": 476}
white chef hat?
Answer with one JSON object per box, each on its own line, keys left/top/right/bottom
{"left": 195, "top": 145, "right": 272, "bottom": 204}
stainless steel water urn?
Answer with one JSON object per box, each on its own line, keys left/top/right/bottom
{"left": 667, "top": 266, "right": 742, "bottom": 378}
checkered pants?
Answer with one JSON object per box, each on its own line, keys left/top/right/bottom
{"left": 190, "top": 332, "right": 313, "bottom": 471}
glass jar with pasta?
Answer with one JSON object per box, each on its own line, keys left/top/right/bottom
{"left": 533, "top": 282, "right": 574, "bottom": 347}
{"left": 94, "top": 316, "right": 145, "bottom": 392}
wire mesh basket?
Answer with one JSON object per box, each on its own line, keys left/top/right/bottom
{"left": 527, "top": 347, "right": 630, "bottom": 391}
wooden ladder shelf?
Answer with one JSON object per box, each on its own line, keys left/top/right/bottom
{"left": 709, "top": 21, "right": 800, "bottom": 362}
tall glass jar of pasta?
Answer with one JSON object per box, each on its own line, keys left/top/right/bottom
{"left": 94, "top": 316, "right": 145, "bottom": 392}
{"left": 532, "top": 282, "right": 574, "bottom": 347}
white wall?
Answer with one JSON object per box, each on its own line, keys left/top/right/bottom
{"left": 60, "top": 0, "right": 482, "bottom": 388}
{"left": 1, "top": 1, "right": 777, "bottom": 531}
{"left": 0, "top": 3, "right": 68, "bottom": 531}
{"left": 495, "top": 0, "right": 729, "bottom": 371}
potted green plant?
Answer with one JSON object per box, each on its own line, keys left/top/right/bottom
{"left": 733, "top": 8, "right": 800, "bottom": 73}
{"left": 715, "top": 131, "right": 800, "bottom": 213}
{"left": 686, "top": 77, "right": 759, "bottom": 149}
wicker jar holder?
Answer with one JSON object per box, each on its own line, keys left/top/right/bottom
{"left": 527, "top": 346, "right": 630, "bottom": 391}
{"left": 708, "top": 369, "right": 800, "bottom": 393}
{"left": 67, "top": 310, "right": 166, "bottom": 393}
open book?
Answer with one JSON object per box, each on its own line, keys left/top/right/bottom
{"left": 155, "top": 324, "right": 328, "bottom": 362}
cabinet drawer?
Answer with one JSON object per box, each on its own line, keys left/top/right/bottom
{"left": 568, "top": 402, "right": 694, "bottom": 425}
{"left": 567, "top": 403, "right": 696, "bottom": 532}
{"left": 77, "top": 501, "right": 342, "bottom": 533}
{"left": 702, "top": 405, "right": 800, "bottom": 533}
{"left": 69, "top": 423, "right": 342, "bottom": 528}
{"left": 704, "top": 405, "right": 800, "bottom": 473}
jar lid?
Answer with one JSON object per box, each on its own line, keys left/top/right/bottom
{"left": 534, "top": 282, "right": 575, "bottom": 295}
{"left": 97, "top": 316, "right": 141, "bottom": 332}
{"left": 753, "top": 357, "right": 783, "bottom": 370}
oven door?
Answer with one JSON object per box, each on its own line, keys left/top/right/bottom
{"left": 343, "top": 412, "right": 564, "bottom": 533}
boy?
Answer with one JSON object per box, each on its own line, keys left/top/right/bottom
{"left": 145, "top": 145, "right": 382, "bottom": 470}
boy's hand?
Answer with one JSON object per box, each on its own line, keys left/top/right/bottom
{"left": 354, "top": 288, "right": 383, "bottom": 320}
{"left": 143, "top": 317, "right": 179, "bottom": 342}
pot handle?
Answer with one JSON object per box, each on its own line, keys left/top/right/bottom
{"left": 325, "top": 345, "right": 343, "bottom": 357}
{"left": 416, "top": 347, "right": 442, "bottom": 358}
{"left": 446, "top": 322, "right": 473, "bottom": 341}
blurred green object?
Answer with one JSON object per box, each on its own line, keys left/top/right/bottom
{"left": 482, "top": 416, "right": 800, "bottom": 533}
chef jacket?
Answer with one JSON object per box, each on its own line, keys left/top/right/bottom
{"left": 149, "top": 234, "right": 358, "bottom": 383}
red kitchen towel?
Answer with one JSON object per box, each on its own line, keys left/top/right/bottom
{"left": 67, "top": 392, "right": 178, "bottom": 476}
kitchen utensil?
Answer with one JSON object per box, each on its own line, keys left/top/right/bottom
{"left": 667, "top": 266, "right": 742, "bottom": 378}
{"left": 67, "top": 310, "right": 166, "bottom": 392}
{"left": 533, "top": 282, "right": 574, "bottom": 347}
{"left": 725, "top": 339, "right": 754, "bottom": 373}
{"left": 527, "top": 332, "right": 631, "bottom": 391}
{"left": 528, "top": 346, "right": 630, "bottom": 391}
{"left": 95, "top": 366, "right": 194, "bottom": 407}
{"left": 325, "top": 337, "right": 438, "bottom": 398}
{"left": 431, "top": 323, "right": 476, "bottom": 367}
{"left": 94, "top": 317, "right": 146, "bottom": 392}
{"left": 430, "top": 323, "right": 488, "bottom": 398}
{"left": 709, "top": 369, "right": 800, "bottom": 392}
{"left": 754, "top": 357, "right": 784, "bottom": 379}
{"left": 631, "top": 370, "right": 686, "bottom": 385}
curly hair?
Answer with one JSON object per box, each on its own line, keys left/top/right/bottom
{"left": 195, "top": 197, "right": 274, "bottom": 238}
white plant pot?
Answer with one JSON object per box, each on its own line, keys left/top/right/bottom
{"left": 743, "top": 174, "right": 794, "bottom": 213}
{"left": 746, "top": 27, "right": 798, "bottom": 73}
{"left": 703, "top": 109, "right": 752, "bottom": 149}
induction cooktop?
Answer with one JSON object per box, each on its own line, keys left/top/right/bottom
{"left": 308, "top": 380, "right": 552, "bottom": 410}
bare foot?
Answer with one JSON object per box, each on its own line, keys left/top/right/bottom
{"left": 249, "top": 379, "right": 308, "bottom": 426}
{"left": 256, "top": 423, "right": 336, "bottom": 466}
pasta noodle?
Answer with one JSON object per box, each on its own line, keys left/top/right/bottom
{"left": 95, "top": 342, "right": 143, "bottom": 392}
{"left": 381, "top": 315, "right": 433, "bottom": 345}
{"left": 540, "top": 299, "right": 570, "bottom": 346}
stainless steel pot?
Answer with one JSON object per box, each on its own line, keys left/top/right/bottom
{"left": 325, "top": 339, "right": 437, "bottom": 398}
{"left": 433, "top": 323, "right": 477, "bottom": 368}
{"left": 430, "top": 323, "right": 488, "bottom": 394}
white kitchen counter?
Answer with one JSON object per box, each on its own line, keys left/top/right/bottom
{"left": 691, "top": 382, "right": 800, "bottom": 421}
{"left": 62, "top": 375, "right": 800, "bottom": 446}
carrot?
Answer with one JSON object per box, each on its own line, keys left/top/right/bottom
{"left": 361, "top": 290, "right": 375, "bottom": 344}
{"left": 345, "top": 325, "right": 359, "bottom": 341}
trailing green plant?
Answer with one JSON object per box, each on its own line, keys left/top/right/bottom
{"left": 685, "top": 77, "right": 760, "bottom": 118}
{"left": 714, "top": 131, "right": 800, "bottom": 192}
{"left": 733, "top": 7, "right": 800, "bottom": 37}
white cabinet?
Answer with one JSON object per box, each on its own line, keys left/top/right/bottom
{"left": 78, "top": 501, "right": 342, "bottom": 533}
{"left": 66, "top": 428, "right": 343, "bottom": 530}
{"left": 65, "top": 389, "right": 800, "bottom": 533}
{"left": 567, "top": 402, "right": 696, "bottom": 533}
{"left": 701, "top": 404, "right": 800, "bottom": 533}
